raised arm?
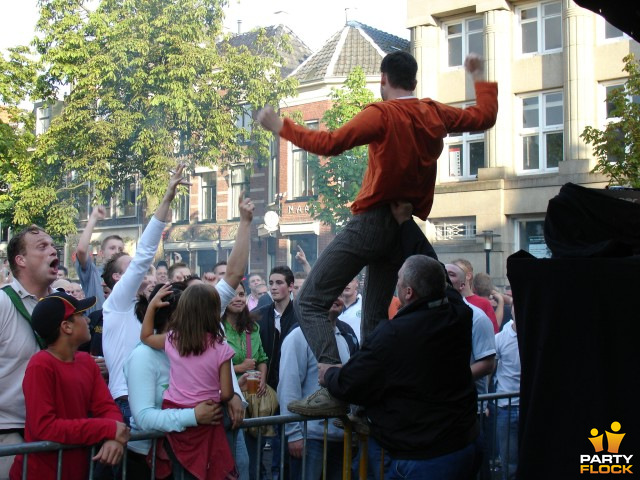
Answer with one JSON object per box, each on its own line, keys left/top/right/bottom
{"left": 76, "top": 206, "right": 106, "bottom": 268}
{"left": 464, "top": 53, "right": 485, "bottom": 83}
{"left": 257, "top": 105, "right": 384, "bottom": 157}
{"left": 140, "top": 283, "right": 171, "bottom": 350}
{"left": 223, "top": 193, "right": 254, "bottom": 289}
{"left": 294, "top": 245, "right": 311, "bottom": 274}
{"left": 107, "top": 167, "right": 189, "bottom": 313}
{"left": 155, "top": 164, "right": 191, "bottom": 222}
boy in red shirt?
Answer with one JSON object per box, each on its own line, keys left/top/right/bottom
{"left": 10, "top": 291, "right": 129, "bottom": 480}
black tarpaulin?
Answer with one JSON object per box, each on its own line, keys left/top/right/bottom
{"left": 508, "top": 183, "right": 640, "bottom": 479}
{"left": 574, "top": 0, "right": 640, "bottom": 42}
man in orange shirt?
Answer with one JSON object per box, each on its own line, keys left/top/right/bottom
{"left": 257, "top": 51, "right": 497, "bottom": 415}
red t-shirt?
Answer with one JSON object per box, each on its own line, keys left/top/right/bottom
{"left": 466, "top": 294, "right": 499, "bottom": 333}
{"left": 10, "top": 351, "right": 121, "bottom": 480}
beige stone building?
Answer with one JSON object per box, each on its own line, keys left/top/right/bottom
{"left": 407, "top": 0, "right": 639, "bottom": 284}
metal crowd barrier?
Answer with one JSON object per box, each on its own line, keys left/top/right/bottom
{"left": 0, "top": 392, "right": 519, "bottom": 480}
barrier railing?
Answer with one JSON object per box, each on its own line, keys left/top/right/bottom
{"left": 0, "top": 392, "right": 519, "bottom": 480}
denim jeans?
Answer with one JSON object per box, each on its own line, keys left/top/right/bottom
{"left": 497, "top": 406, "right": 519, "bottom": 480}
{"left": 223, "top": 407, "right": 249, "bottom": 480}
{"left": 389, "top": 438, "right": 481, "bottom": 480}
{"left": 227, "top": 428, "right": 250, "bottom": 480}
{"left": 352, "top": 436, "right": 391, "bottom": 480}
{"left": 114, "top": 397, "right": 131, "bottom": 426}
{"left": 295, "top": 206, "right": 402, "bottom": 363}
{"left": 244, "top": 432, "right": 268, "bottom": 480}
{"left": 289, "top": 439, "right": 343, "bottom": 480}
{"left": 112, "top": 398, "right": 131, "bottom": 479}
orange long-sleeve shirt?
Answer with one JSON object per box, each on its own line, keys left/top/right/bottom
{"left": 280, "top": 82, "right": 498, "bottom": 220}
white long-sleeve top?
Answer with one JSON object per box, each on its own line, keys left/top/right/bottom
{"left": 103, "top": 216, "right": 165, "bottom": 400}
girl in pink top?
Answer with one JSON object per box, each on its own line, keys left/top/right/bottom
{"left": 142, "top": 282, "right": 237, "bottom": 480}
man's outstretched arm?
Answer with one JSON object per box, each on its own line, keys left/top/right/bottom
{"left": 76, "top": 206, "right": 107, "bottom": 268}
{"left": 437, "top": 54, "right": 498, "bottom": 133}
{"left": 224, "top": 193, "right": 254, "bottom": 290}
{"left": 257, "top": 105, "right": 383, "bottom": 157}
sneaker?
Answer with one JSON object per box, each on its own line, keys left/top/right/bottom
{"left": 287, "top": 388, "right": 349, "bottom": 417}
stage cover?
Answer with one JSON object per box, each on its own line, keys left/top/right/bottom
{"left": 508, "top": 183, "right": 640, "bottom": 479}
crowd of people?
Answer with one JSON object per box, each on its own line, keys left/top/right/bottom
{"left": 0, "top": 50, "right": 522, "bottom": 480}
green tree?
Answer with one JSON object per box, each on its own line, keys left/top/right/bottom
{"left": 7, "top": 0, "right": 297, "bottom": 236}
{"left": 0, "top": 46, "right": 39, "bottom": 231}
{"left": 308, "top": 67, "right": 377, "bottom": 230}
{"left": 581, "top": 53, "right": 640, "bottom": 188}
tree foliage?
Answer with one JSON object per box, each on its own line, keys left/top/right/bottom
{"left": 581, "top": 53, "right": 640, "bottom": 188}
{"left": 0, "top": 47, "right": 38, "bottom": 231}
{"left": 3, "top": 0, "right": 297, "bottom": 236}
{"left": 308, "top": 67, "right": 376, "bottom": 230}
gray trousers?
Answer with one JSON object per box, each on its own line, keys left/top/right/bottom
{"left": 295, "top": 206, "right": 403, "bottom": 364}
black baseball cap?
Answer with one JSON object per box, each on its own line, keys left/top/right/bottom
{"left": 31, "top": 290, "right": 96, "bottom": 340}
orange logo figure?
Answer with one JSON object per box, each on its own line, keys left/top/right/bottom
{"left": 605, "top": 421, "right": 625, "bottom": 454}
{"left": 588, "top": 428, "right": 604, "bottom": 453}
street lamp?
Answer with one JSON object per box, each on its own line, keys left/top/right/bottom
{"left": 478, "top": 230, "right": 501, "bottom": 275}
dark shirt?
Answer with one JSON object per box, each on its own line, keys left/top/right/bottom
{"left": 325, "top": 287, "right": 478, "bottom": 460}
{"left": 254, "top": 301, "right": 298, "bottom": 389}
{"left": 78, "top": 309, "right": 103, "bottom": 356}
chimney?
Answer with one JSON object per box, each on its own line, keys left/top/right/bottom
{"left": 237, "top": 19, "right": 242, "bottom": 34}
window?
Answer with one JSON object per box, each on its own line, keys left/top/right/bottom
{"left": 516, "top": 219, "right": 550, "bottom": 258}
{"left": 605, "top": 22, "right": 624, "bottom": 40}
{"left": 76, "top": 187, "right": 90, "bottom": 221}
{"left": 604, "top": 21, "right": 626, "bottom": 40}
{"left": 521, "top": 91, "right": 563, "bottom": 171}
{"left": 518, "top": 1, "right": 562, "bottom": 55}
{"left": 200, "top": 172, "right": 217, "bottom": 222}
{"left": 444, "top": 103, "right": 485, "bottom": 179}
{"left": 70, "top": 174, "right": 91, "bottom": 221}
{"left": 196, "top": 249, "right": 218, "bottom": 276}
{"left": 292, "top": 121, "right": 318, "bottom": 198}
{"left": 173, "top": 190, "right": 190, "bottom": 223}
{"left": 431, "top": 218, "right": 476, "bottom": 241}
{"left": 235, "top": 105, "right": 252, "bottom": 144}
{"left": 36, "top": 105, "right": 51, "bottom": 135}
{"left": 289, "top": 234, "right": 318, "bottom": 273}
{"left": 446, "top": 18, "right": 484, "bottom": 67}
{"left": 604, "top": 83, "right": 640, "bottom": 121}
{"left": 601, "top": 83, "right": 640, "bottom": 163}
{"left": 116, "top": 178, "right": 137, "bottom": 217}
{"left": 268, "top": 139, "right": 278, "bottom": 203}
{"left": 0, "top": 221, "right": 10, "bottom": 243}
{"left": 229, "top": 166, "right": 247, "bottom": 219}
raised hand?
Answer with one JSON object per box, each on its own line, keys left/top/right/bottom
{"left": 90, "top": 205, "right": 107, "bottom": 221}
{"left": 256, "top": 106, "right": 284, "bottom": 134}
{"left": 165, "top": 164, "right": 191, "bottom": 202}
{"left": 464, "top": 54, "right": 485, "bottom": 82}
{"left": 390, "top": 201, "right": 413, "bottom": 225}
{"left": 149, "top": 283, "right": 173, "bottom": 310}
{"left": 238, "top": 192, "right": 254, "bottom": 224}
